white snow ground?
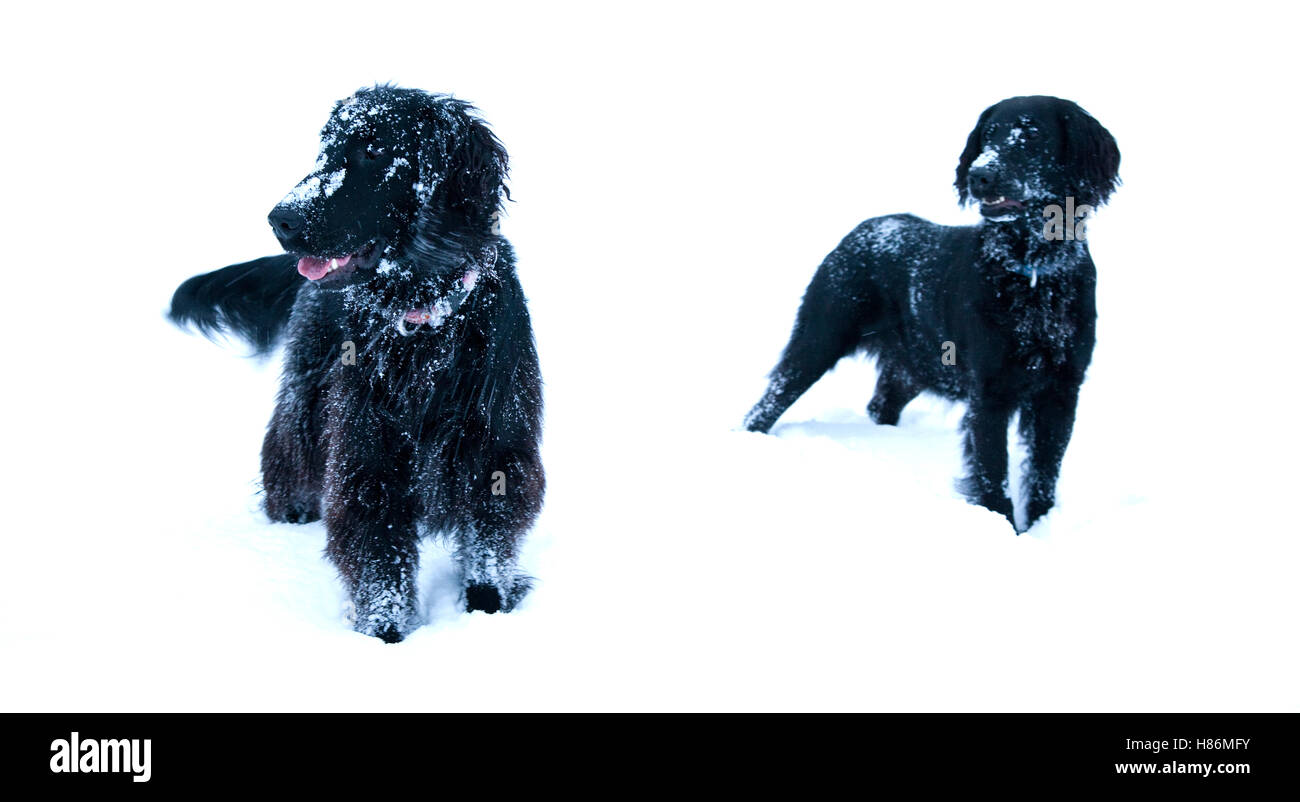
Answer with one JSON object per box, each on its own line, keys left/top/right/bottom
{"left": 2, "top": 2, "right": 1297, "bottom": 711}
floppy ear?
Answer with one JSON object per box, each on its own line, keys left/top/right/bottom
{"left": 1060, "top": 103, "right": 1120, "bottom": 207}
{"left": 416, "top": 99, "right": 509, "bottom": 228}
{"left": 955, "top": 104, "right": 995, "bottom": 206}
{"left": 447, "top": 115, "right": 509, "bottom": 224}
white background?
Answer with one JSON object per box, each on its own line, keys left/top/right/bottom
{"left": 2, "top": 1, "right": 1296, "bottom": 710}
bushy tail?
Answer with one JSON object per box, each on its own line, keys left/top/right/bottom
{"left": 168, "top": 255, "right": 301, "bottom": 354}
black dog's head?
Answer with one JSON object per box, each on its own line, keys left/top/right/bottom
{"left": 955, "top": 96, "right": 1119, "bottom": 220}
{"left": 267, "top": 85, "right": 508, "bottom": 287}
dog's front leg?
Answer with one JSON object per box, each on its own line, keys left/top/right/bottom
{"left": 1018, "top": 382, "right": 1082, "bottom": 530}
{"left": 958, "top": 395, "right": 1016, "bottom": 529}
{"left": 322, "top": 403, "right": 420, "bottom": 643}
{"left": 454, "top": 448, "right": 544, "bottom": 614}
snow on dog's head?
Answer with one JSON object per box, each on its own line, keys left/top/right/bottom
{"left": 955, "top": 96, "right": 1120, "bottom": 219}
{"left": 266, "top": 85, "right": 509, "bottom": 288}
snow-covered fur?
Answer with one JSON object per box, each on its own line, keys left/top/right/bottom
{"left": 745, "top": 96, "right": 1120, "bottom": 532}
{"left": 170, "top": 86, "right": 544, "bottom": 641}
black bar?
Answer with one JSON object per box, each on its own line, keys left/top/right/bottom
{"left": 2, "top": 713, "right": 1293, "bottom": 790}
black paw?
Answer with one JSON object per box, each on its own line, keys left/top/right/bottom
{"left": 867, "top": 397, "right": 901, "bottom": 426}
{"left": 285, "top": 506, "right": 320, "bottom": 524}
{"left": 465, "top": 583, "right": 503, "bottom": 614}
{"left": 372, "top": 624, "right": 405, "bottom": 644}
{"left": 1022, "top": 497, "right": 1054, "bottom": 532}
{"left": 266, "top": 499, "right": 320, "bottom": 524}
{"left": 347, "top": 595, "right": 418, "bottom": 643}
{"left": 972, "top": 491, "right": 1019, "bottom": 527}
{"left": 958, "top": 481, "right": 1016, "bottom": 531}
{"left": 977, "top": 498, "right": 1017, "bottom": 531}
{"left": 742, "top": 395, "right": 780, "bottom": 433}
{"left": 354, "top": 614, "right": 413, "bottom": 643}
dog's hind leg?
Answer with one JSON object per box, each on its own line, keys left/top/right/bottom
{"left": 261, "top": 303, "right": 332, "bottom": 524}
{"left": 1018, "top": 381, "right": 1082, "bottom": 531}
{"left": 867, "top": 363, "right": 921, "bottom": 426}
{"left": 453, "top": 448, "right": 544, "bottom": 614}
{"left": 262, "top": 392, "right": 323, "bottom": 524}
{"left": 744, "top": 254, "right": 880, "bottom": 433}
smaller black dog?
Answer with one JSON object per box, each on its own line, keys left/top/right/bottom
{"left": 745, "top": 96, "right": 1119, "bottom": 532}
{"left": 170, "top": 86, "right": 543, "bottom": 641}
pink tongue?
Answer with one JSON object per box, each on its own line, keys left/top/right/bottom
{"left": 297, "top": 257, "right": 329, "bottom": 280}
{"left": 297, "top": 254, "right": 350, "bottom": 280}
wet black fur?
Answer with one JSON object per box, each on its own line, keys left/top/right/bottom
{"left": 169, "top": 86, "right": 543, "bottom": 641}
{"left": 744, "top": 96, "right": 1119, "bottom": 532}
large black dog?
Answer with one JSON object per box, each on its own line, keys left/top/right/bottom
{"left": 745, "top": 96, "right": 1119, "bottom": 532}
{"left": 170, "top": 86, "right": 544, "bottom": 642}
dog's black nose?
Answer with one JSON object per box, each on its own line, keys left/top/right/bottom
{"left": 268, "top": 206, "right": 306, "bottom": 240}
{"left": 967, "top": 165, "right": 996, "bottom": 192}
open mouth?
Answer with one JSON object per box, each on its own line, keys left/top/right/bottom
{"left": 296, "top": 242, "right": 380, "bottom": 283}
{"left": 979, "top": 196, "right": 1026, "bottom": 215}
